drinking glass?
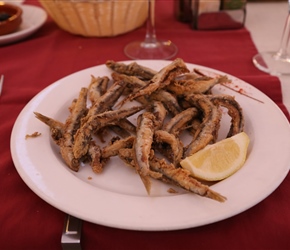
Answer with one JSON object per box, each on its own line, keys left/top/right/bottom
{"left": 124, "top": 0, "right": 178, "bottom": 59}
{"left": 252, "top": 0, "right": 290, "bottom": 76}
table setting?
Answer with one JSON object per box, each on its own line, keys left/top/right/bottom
{"left": 1, "top": 0, "right": 290, "bottom": 249}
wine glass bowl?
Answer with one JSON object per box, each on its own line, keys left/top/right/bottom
{"left": 124, "top": 0, "right": 178, "bottom": 60}
{"left": 252, "top": 1, "right": 290, "bottom": 76}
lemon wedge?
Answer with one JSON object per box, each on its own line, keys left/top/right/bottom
{"left": 180, "top": 132, "right": 250, "bottom": 181}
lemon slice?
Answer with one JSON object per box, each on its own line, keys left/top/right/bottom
{"left": 180, "top": 132, "right": 250, "bottom": 181}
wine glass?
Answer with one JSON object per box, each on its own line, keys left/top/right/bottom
{"left": 124, "top": 0, "right": 178, "bottom": 59}
{"left": 252, "top": 0, "right": 290, "bottom": 76}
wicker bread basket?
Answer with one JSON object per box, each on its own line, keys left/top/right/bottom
{"left": 39, "top": 0, "right": 148, "bottom": 37}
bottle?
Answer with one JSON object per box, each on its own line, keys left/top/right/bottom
{"left": 174, "top": 0, "right": 192, "bottom": 23}
{"left": 221, "top": 0, "right": 247, "bottom": 10}
{"left": 175, "top": 0, "right": 246, "bottom": 30}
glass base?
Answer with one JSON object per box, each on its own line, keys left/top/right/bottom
{"left": 124, "top": 40, "right": 178, "bottom": 60}
{"left": 253, "top": 51, "right": 290, "bottom": 76}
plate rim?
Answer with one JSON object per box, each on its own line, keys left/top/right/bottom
{"left": 0, "top": 4, "right": 47, "bottom": 45}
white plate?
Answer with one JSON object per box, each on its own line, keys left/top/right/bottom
{"left": 10, "top": 61, "right": 290, "bottom": 231}
{"left": 0, "top": 4, "right": 47, "bottom": 46}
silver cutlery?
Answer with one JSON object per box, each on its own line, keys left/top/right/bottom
{"left": 0, "top": 75, "right": 4, "bottom": 96}
{"left": 61, "top": 214, "right": 82, "bottom": 250}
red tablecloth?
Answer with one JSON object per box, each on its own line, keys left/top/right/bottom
{"left": 1, "top": 1, "right": 290, "bottom": 249}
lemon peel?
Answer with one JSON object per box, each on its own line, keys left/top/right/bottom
{"left": 180, "top": 132, "right": 250, "bottom": 181}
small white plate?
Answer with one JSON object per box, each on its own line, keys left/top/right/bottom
{"left": 10, "top": 61, "right": 290, "bottom": 231}
{"left": 0, "top": 4, "right": 47, "bottom": 46}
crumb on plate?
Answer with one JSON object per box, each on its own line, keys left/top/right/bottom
{"left": 25, "top": 132, "right": 41, "bottom": 139}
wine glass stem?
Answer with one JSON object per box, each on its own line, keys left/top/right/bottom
{"left": 276, "top": 3, "right": 290, "bottom": 58}
{"left": 143, "top": 0, "right": 157, "bottom": 45}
